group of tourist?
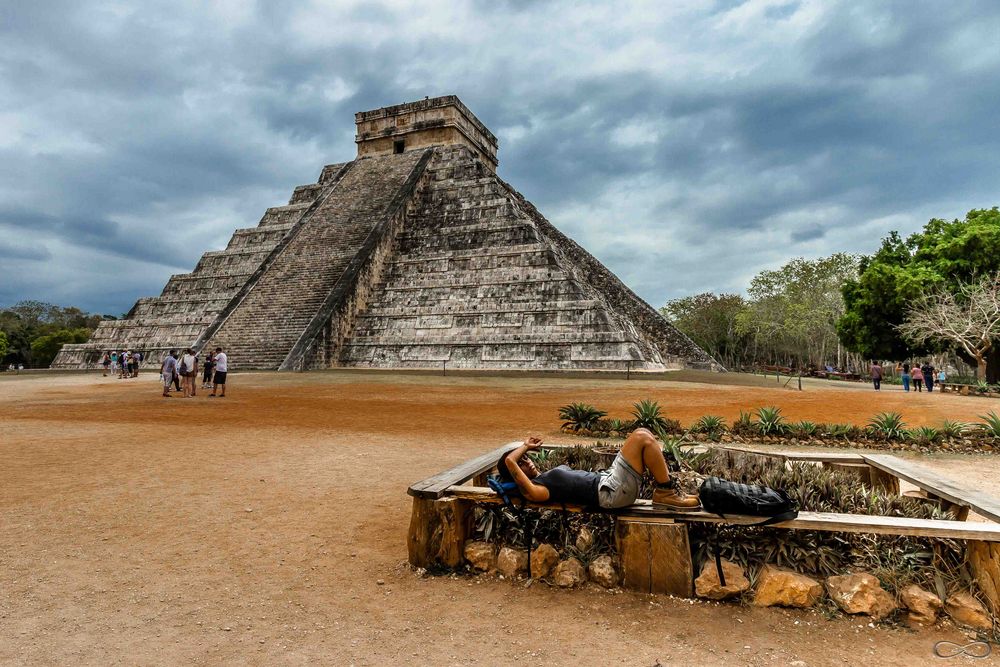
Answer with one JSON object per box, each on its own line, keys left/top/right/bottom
{"left": 869, "top": 360, "right": 945, "bottom": 392}
{"left": 100, "top": 350, "right": 144, "bottom": 378}
{"left": 160, "top": 347, "right": 227, "bottom": 398}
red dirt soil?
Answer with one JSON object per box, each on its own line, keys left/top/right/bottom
{"left": 2, "top": 370, "right": 999, "bottom": 666}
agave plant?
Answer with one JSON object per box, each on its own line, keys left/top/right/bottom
{"left": 977, "top": 381, "right": 991, "bottom": 395}
{"left": 755, "top": 406, "right": 787, "bottom": 436}
{"left": 630, "top": 399, "right": 670, "bottom": 431}
{"left": 558, "top": 402, "right": 607, "bottom": 432}
{"left": 940, "top": 420, "right": 969, "bottom": 439}
{"left": 692, "top": 414, "right": 727, "bottom": 440}
{"left": 909, "top": 426, "right": 941, "bottom": 446}
{"left": 607, "top": 418, "right": 635, "bottom": 438}
{"left": 825, "top": 423, "right": 852, "bottom": 439}
{"left": 867, "top": 412, "right": 908, "bottom": 440}
{"left": 731, "top": 410, "right": 756, "bottom": 436}
{"left": 792, "top": 421, "right": 819, "bottom": 438}
{"left": 979, "top": 411, "right": 1000, "bottom": 438}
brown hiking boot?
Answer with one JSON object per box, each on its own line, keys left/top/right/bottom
{"left": 652, "top": 482, "right": 701, "bottom": 511}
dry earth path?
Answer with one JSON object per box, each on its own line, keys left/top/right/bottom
{"left": 2, "top": 370, "right": 999, "bottom": 666}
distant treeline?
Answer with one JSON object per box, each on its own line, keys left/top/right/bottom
{"left": 662, "top": 208, "right": 1000, "bottom": 381}
{"left": 0, "top": 301, "right": 114, "bottom": 368}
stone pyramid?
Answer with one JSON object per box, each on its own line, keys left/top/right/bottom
{"left": 54, "top": 96, "right": 719, "bottom": 372}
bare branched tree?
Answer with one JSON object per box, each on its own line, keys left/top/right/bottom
{"left": 897, "top": 274, "right": 1000, "bottom": 379}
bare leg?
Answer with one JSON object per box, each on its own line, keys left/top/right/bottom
{"left": 619, "top": 428, "right": 669, "bottom": 484}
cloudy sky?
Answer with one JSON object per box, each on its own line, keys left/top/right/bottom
{"left": 2, "top": 0, "right": 999, "bottom": 315}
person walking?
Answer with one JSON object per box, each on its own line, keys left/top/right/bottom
{"left": 110, "top": 351, "right": 118, "bottom": 375}
{"left": 901, "top": 363, "right": 911, "bottom": 392}
{"left": 160, "top": 350, "right": 178, "bottom": 398}
{"left": 209, "top": 347, "right": 227, "bottom": 398}
{"left": 132, "top": 351, "right": 142, "bottom": 377}
{"left": 912, "top": 364, "right": 924, "bottom": 392}
{"left": 870, "top": 360, "right": 883, "bottom": 391}
{"left": 938, "top": 368, "right": 947, "bottom": 390}
{"left": 102, "top": 352, "right": 111, "bottom": 377}
{"left": 201, "top": 350, "right": 214, "bottom": 389}
{"left": 922, "top": 361, "right": 935, "bottom": 393}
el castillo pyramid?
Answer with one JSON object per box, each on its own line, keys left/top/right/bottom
{"left": 54, "top": 96, "right": 719, "bottom": 372}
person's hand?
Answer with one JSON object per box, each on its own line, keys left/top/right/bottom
{"left": 523, "top": 436, "right": 543, "bottom": 450}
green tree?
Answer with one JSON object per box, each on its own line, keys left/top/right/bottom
{"left": 661, "top": 293, "right": 750, "bottom": 369}
{"left": 29, "top": 328, "right": 91, "bottom": 368}
{"left": 736, "top": 253, "right": 860, "bottom": 368}
{"left": 0, "top": 330, "right": 8, "bottom": 361}
{"left": 838, "top": 208, "right": 1000, "bottom": 379}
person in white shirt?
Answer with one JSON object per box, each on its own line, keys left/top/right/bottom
{"left": 209, "top": 347, "right": 228, "bottom": 398}
{"left": 179, "top": 348, "right": 198, "bottom": 398}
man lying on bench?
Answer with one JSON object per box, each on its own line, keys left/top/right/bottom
{"left": 499, "top": 428, "right": 701, "bottom": 511}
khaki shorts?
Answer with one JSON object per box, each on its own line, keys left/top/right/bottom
{"left": 597, "top": 453, "right": 643, "bottom": 509}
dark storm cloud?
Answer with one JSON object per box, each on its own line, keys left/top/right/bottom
{"left": 2, "top": 0, "right": 999, "bottom": 313}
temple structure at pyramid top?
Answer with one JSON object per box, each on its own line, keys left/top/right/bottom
{"left": 53, "top": 95, "right": 721, "bottom": 372}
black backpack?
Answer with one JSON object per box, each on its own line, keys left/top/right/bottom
{"left": 699, "top": 476, "right": 798, "bottom": 523}
{"left": 698, "top": 476, "right": 798, "bottom": 587}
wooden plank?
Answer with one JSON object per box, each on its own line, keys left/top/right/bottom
{"left": 718, "top": 446, "right": 865, "bottom": 464}
{"left": 408, "top": 441, "right": 520, "bottom": 498}
{"left": 445, "top": 486, "right": 1000, "bottom": 541}
{"left": 862, "top": 454, "right": 1000, "bottom": 523}
{"left": 969, "top": 541, "right": 1000, "bottom": 615}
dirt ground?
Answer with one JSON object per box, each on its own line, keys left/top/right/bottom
{"left": 3, "top": 369, "right": 1000, "bottom": 666}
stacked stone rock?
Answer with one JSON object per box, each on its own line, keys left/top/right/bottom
{"left": 54, "top": 95, "right": 719, "bottom": 372}
{"left": 49, "top": 170, "right": 340, "bottom": 368}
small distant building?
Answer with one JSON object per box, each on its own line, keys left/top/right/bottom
{"left": 54, "top": 96, "right": 720, "bottom": 371}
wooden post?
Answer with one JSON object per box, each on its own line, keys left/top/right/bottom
{"left": 868, "top": 467, "right": 900, "bottom": 495}
{"left": 616, "top": 518, "right": 693, "bottom": 597}
{"left": 968, "top": 541, "right": 1000, "bottom": 616}
{"left": 407, "top": 496, "right": 470, "bottom": 569}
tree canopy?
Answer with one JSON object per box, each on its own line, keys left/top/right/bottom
{"left": 0, "top": 301, "right": 108, "bottom": 368}
{"left": 662, "top": 253, "right": 859, "bottom": 370}
{"left": 838, "top": 208, "right": 1000, "bottom": 378}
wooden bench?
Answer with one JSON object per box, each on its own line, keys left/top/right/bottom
{"left": 407, "top": 442, "right": 1000, "bottom": 606}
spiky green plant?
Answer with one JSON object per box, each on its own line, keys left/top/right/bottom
{"left": 558, "top": 402, "right": 607, "bottom": 432}
{"left": 867, "top": 412, "right": 907, "bottom": 440}
{"left": 792, "top": 421, "right": 819, "bottom": 438}
{"left": 977, "top": 381, "right": 991, "bottom": 395}
{"left": 979, "top": 411, "right": 1000, "bottom": 438}
{"left": 692, "top": 415, "right": 727, "bottom": 440}
{"left": 755, "top": 406, "right": 787, "bottom": 435}
{"left": 607, "top": 418, "right": 635, "bottom": 438}
{"left": 825, "top": 423, "right": 853, "bottom": 439}
{"left": 940, "top": 420, "right": 969, "bottom": 439}
{"left": 630, "top": 399, "right": 670, "bottom": 431}
{"left": 909, "top": 426, "right": 941, "bottom": 446}
{"left": 731, "top": 410, "right": 755, "bottom": 436}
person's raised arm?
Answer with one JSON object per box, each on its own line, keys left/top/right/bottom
{"left": 505, "top": 437, "right": 550, "bottom": 503}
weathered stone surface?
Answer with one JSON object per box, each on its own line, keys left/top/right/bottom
{"left": 575, "top": 527, "right": 594, "bottom": 553}
{"left": 588, "top": 555, "right": 619, "bottom": 588}
{"left": 530, "top": 543, "right": 560, "bottom": 578}
{"left": 695, "top": 558, "right": 750, "bottom": 600}
{"left": 55, "top": 95, "right": 720, "bottom": 373}
{"left": 553, "top": 558, "right": 586, "bottom": 588}
{"left": 825, "top": 573, "right": 897, "bottom": 619}
{"left": 463, "top": 541, "right": 496, "bottom": 572}
{"left": 496, "top": 546, "right": 528, "bottom": 579}
{"left": 754, "top": 566, "right": 823, "bottom": 608}
{"left": 945, "top": 591, "right": 993, "bottom": 630}
{"left": 901, "top": 584, "right": 941, "bottom": 627}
